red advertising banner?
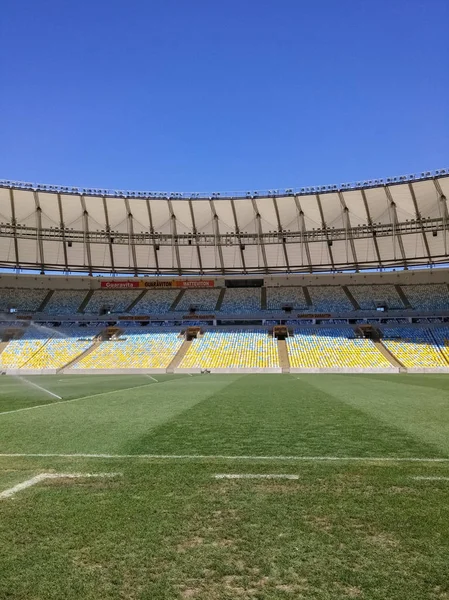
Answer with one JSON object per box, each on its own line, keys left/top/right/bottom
{"left": 100, "top": 279, "right": 215, "bottom": 289}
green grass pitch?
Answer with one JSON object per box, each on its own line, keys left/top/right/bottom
{"left": 1, "top": 373, "right": 449, "bottom": 599}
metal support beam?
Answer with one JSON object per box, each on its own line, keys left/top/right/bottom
{"left": 272, "top": 196, "right": 290, "bottom": 272}
{"left": 360, "top": 189, "right": 382, "bottom": 267}
{"left": 102, "top": 196, "right": 116, "bottom": 273}
{"left": 251, "top": 198, "right": 268, "bottom": 272}
{"left": 33, "top": 191, "right": 45, "bottom": 273}
{"left": 433, "top": 178, "right": 449, "bottom": 256}
{"left": 57, "top": 193, "right": 69, "bottom": 273}
{"left": 338, "top": 192, "right": 359, "bottom": 270}
{"left": 384, "top": 186, "right": 408, "bottom": 268}
{"left": 146, "top": 199, "right": 160, "bottom": 275}
{"left": 124, "top": 198, "right": 138, "bottom": 276}
{"left": 315, "top": 194, "right": 335, "bottom": 270}
{"left": 188, "top": 199, "right": 203, "bottom": 274}
{"left": 167, "top": 200, "right": 182, "bottom": 275}
{"left": 209, "top": 199, "right": 225, "bottom": 274}
{"left": 230, "top": 199, "right": 246, "bottom": 273}
{"left": 80, "top": 195, "right": 93, "bottom": 276}
{"left": 294, "top": 196, "right": 312, "bottom": 272}
{"left": 408, "top": 182, "right": 432, "bottom": 263}
{"left": 9, "top": 189, "right": 20, "bottom": 270}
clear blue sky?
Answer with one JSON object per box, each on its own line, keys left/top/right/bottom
{"left": 1, "top": 0, "right": 448, "bottom": 193}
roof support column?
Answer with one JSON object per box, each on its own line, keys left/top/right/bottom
{"left": 315, "top": 194, "right": 335, "bottom": 270}
{"left": 57, "top": 193, "right": 69, "bottom": 273}
{"left": 124, "top": 198, "right": 138, "bottom": 276}
{"left": 408, "top": 182, "right": 432, "bottom": 263}
{"left": 146, "top": 199, "right": 160, "bottom": 275}
{"left": 294, "top": 196, "right": 312, "bottom": 272}
{"left": 33, "top": 191, "right": 45, "bottom": 274}
{"left": 80, "top": 195, "right": 93, "bottom": 276}
{"left": 9, "top": 189, "right": 20, "bottom": 271}
{"left": 188, "top": 199, "right": 203, "bottom": 274}
{"left": 230, "top": 199, "right": 246, "bottom": 274}
{"left": 209, "top": 199, "right": 225, "bottom": 274}
{"left": 360, "top": 189, "right": 382, "bottom": 267}
{"left": 167, "top": 199, "right": 182, "bottom": 275}
{"left": 251, "top": 198, "right": 268, "bottom": 273}
{"left": 433, "top": 178, "right": 449, "bottom": 256}
{"left": 384, "top": 186, "right": 408, "bottom": 268}
{"left": 272, "top": 196, "right": 290, "bottom": 272}
{"left": 102, "top": 196, "right": 116, "bottom": 274}
{"left": 338, "top": 192, "right": 359, "bottom": 271}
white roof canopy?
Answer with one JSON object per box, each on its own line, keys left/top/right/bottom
{"left": 0, "top": 173, "right": 448, "bottom": 275}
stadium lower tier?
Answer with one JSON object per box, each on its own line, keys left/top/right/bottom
{"left": 1, "top": 325, "right": 449, "bottom": 372}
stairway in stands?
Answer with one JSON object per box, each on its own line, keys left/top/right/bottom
{"left": 372, "top": 340, "right": 406, "bottom": 372}
{"left": 60, "top": 341, "right": 103, "bottom": 372}
{"left": 166, "top": 339, "right": 192, "bottom": 373}
{"left": 277, "top": 339, "right": 290, "bottom": 373}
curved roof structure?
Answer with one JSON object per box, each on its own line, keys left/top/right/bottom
{"left": 0, "top": 170, "right": 448, "bottom": 275}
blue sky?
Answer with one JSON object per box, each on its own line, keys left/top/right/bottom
{"left": 1, "top": 0, "right": 448, "bottom": 193}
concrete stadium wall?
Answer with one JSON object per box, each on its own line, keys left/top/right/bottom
{"left": 6, "top": 368, "right": 58, "bottom": 376}
{"left": 63, "top": 368, "right": 168, "bottom": 375}
{"left": 289, "top": 367, "right": 399, "bottom": 374}
{"left": 406, "top": 368, "right": 449, "bottom": 374}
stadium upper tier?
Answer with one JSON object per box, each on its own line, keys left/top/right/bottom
{"left": 0, "top": 171, "right": 448, "bottom": 274}
{"left": 1, "top": 281, "right": 449, "bottom": 315}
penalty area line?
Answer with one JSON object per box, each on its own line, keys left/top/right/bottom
{"left": 215, "top": 473, "right": 299, "bottom": 480}
{"left": 145, "top": 375, "right": 158, "bottom": 382}
{"left": 0, "top": 453, "right": 449, "bottom": 463}
{"left": 0, "top": 472, "right": 122, "bottom": 499}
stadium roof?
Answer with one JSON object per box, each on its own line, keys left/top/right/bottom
{"left": 0, "top": 170, "right": 448, "bottom": 275}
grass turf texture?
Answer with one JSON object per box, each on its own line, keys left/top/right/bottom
{"left": 0, "top": 373, "right": 448, "bottom": 599}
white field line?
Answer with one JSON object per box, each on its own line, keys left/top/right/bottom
{"left": 411, "top": 476, "right": 449, "bottom": 481}
{"left": 0, "top": 381, "right": 157, "bottom": 417}
{"left": 0, "top": 453, "right": 449, "bottom": 463}
{"left": 0, "top": 472, "right": 121, "bottom": 499}
{"left": 18, "top": 377, "right": 62, "bottom": 400}
{"left": 215, "top": 474, "right": 299, "bottom": 480}
{"left": 145, "top": 375, "right": 158, "bottom": 382}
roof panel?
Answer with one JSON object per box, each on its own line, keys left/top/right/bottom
{"left": 200, "top": 245, "right": 219, "bottom": 270}
{"left": 308, "top": 241, "right": 331, "bottom": 266}
{"left": 84, "top": 197, "right": 107, "bottom": 231}
{"left": 106, "top": 197, "right": 128, "bottom": 232}
{"left": 36, "top": 192, "right": 60, "bottom": 228}
{"left": 411, "top": 180, "right": 441, "bottom": 219}
{"left": 134, "top": 243, "right": 156, "bottom": 271}
{"left": 66, "top": 242, "right": 86, "bottom": 268}
{"left": 60, "top": 195, "right": 84, "bottom": 229}
{"left": 12, "top": 189, "right": 36, "bottom": 226}
{"left": 276, "top": 196, "right": 299, "bottom": 231}
{"left": 42, "top": 240, "right": 65, "bottom": 267}
{"left": 128, "top": 200, "right": 150, "bottom": 232}
{"left": 213, "top": 200, "right": 235, "bottom": 233}
{"left": 234, "top": 199, "right": 256, "bottom": 234}
{"left": 192, "top": 201, "right": 214, "bottom": 234}
{"left": 241, "top": 244, "right": 261, "bottom": 269}
{"left": 388, "top": 184, "right": 416, "bottom": 221}
{"left": 90, "top": 242, "right": 112, "bottom": 270}
{"left": 178, "top": 245, "right": 200, "bottom": 271}
{"left": 364, "top": 187, "right": 391, "bottom": 223}
{"left": 171, "top": 200, "right": 193, "bottom": 234}
{"left": 254, "top": 198, "right": 279, "bottom": 233}
{"left": 264, "top": 243, "right": 286, "bottom": 269}
{"left": 149, "top": 200, "right": 171, "bottom": 234}
{"left": 318, "top": 193, "right": 345, "bottom": 228}
{"left": 17, "top": 238, "right": 38, "bottom": 264}
{"left": 353, "top": 237, "right": 378, "bottom": 266}
{"left": 286, "top": 242, "right": 309, "bottom": 270}
{"left": 221, "top": 245, "right": 243, "bottom": 271}
{"left": 0, "top": 237, "right": 16, "bottom": 264}
{"left": 401, "top": 232, "right": 426, "bottom": 261}
{"left": 112, "top": 244, "right": 133, "bottom": 268}
{"left": 0, "top": 188, "right": 12, "bottom": 223}
{"left": 298, "top": 195, "right": 322, "bottom": 228}
{"left": 156, "top": 246, "right": 177, "bottom": 271}
{"left": 340, "top": 190, "right": 368, "bottom": 225}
